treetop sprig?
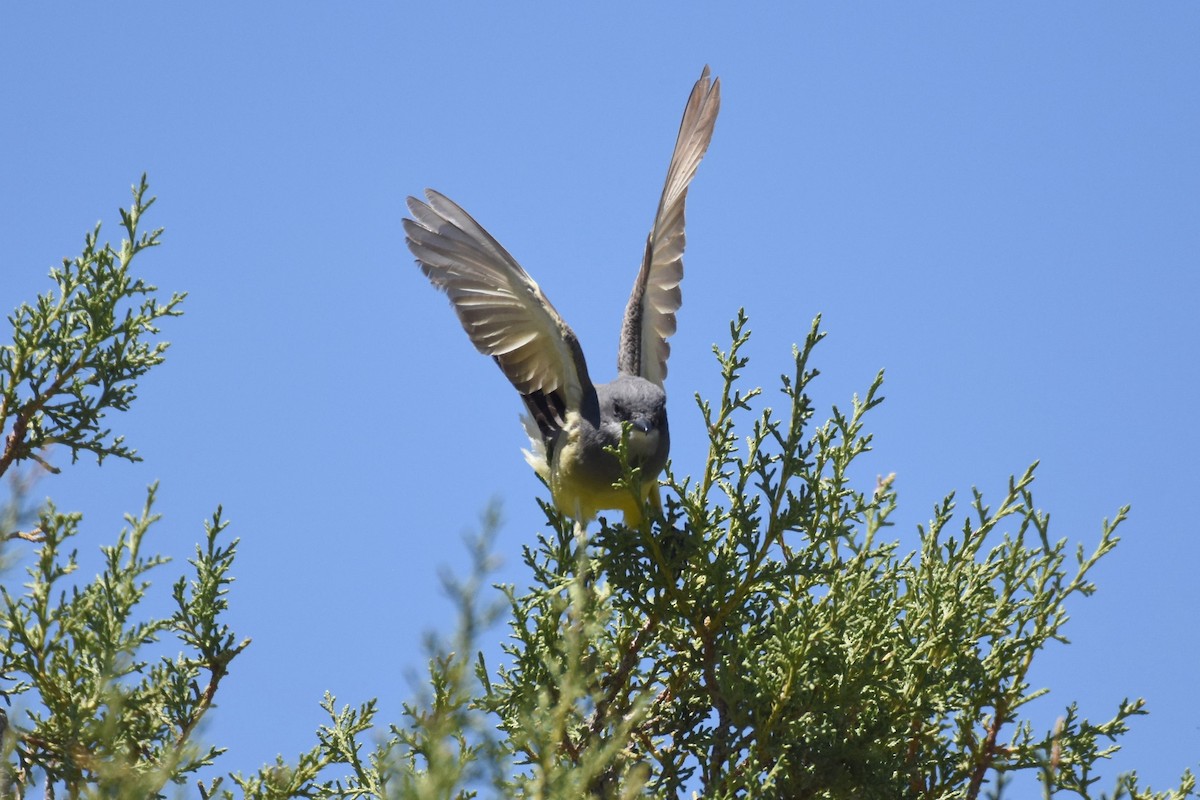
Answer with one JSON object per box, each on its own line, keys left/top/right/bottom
{"left": 0, "top": 175, "right": 184, "bottom": 478}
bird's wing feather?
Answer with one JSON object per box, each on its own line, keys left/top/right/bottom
{"left": 404, "top": 189, "right": 592, "bottom": 419}
{"left": 618, "top": 65, "right": 721, "bottom": 386}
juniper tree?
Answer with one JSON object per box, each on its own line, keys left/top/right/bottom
{"left": 2, "top": 181, "right": 1194, "bottom": 799}
{"left": 0, "top": 179, "right": 247, "bottom": 797}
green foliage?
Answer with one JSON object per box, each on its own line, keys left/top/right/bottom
{"left": 0, "top": 180, "right": 247, "bottom": 798}
{"left": 0, "top": 488, "right": 247, "bottom": 797}
{"left": 2, "top": 182, "right": 1194, "bottom": 798}
{"left": 206, "top": 510, "right": 507, "bottom": 800}
{"left": 0, "top": 174, "right": 184, "bottom": 479}
{"left": 459, "top": 313, "right": 1196, "bottom": 799}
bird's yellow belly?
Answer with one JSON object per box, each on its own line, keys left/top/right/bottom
{"left": 549, "top": 429, "right": 657, "bottom": 524}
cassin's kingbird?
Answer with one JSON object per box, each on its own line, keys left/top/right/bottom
{"left": 404, "top": 66, "right": 720, "bottom": 524}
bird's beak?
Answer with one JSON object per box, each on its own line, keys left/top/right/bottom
{"left": 631, "top": 418, "right": 653, "bottom": 434}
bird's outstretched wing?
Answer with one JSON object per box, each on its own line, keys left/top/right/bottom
{"left": 404, "top": 190, "right": 595, "bottom": 438}
{"left": 617, "top": 65, "right": 721, "bottom": 387}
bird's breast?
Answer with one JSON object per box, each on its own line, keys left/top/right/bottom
{"left": 547, "top": 412, "right": 657, "bottom": 521}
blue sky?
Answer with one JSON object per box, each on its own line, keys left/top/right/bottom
{"left": 3, "top": 3, "right": 1197, "bottom": 792}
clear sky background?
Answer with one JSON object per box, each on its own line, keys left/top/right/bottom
{"left": 3, "top": 3, "right": 1197, "bottom": 793}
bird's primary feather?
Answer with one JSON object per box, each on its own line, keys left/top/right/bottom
{"left": 618, "top": 66, "right": 721, "bottom": 387}
{"left": 403, "top": 189, "right": 598, "bottom": 445}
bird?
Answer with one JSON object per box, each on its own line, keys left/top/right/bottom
{"left": 403, "top": 66, "right": 720, "bottom": 525}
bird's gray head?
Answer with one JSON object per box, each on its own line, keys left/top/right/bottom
{"left": 595, "top": 374, "right": 670, "bottom": 475}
